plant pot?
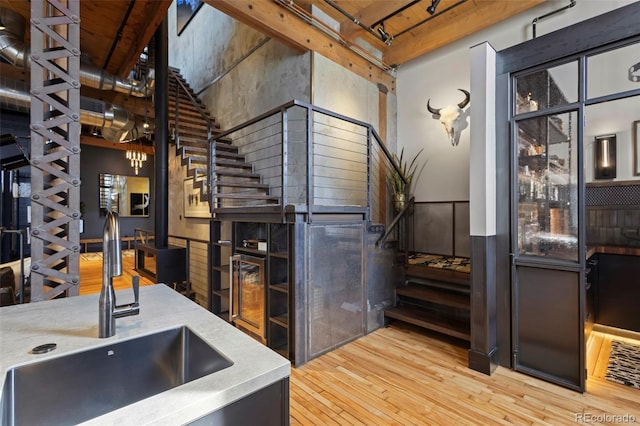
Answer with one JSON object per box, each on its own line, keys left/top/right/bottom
{"left": 393, "top": 193, "right": 406, "bottom": 213}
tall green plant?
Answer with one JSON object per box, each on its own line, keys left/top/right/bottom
{"left": 389, "top": 147, "right": 424, "bottom": 195}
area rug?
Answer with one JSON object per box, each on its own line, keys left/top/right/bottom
{"left": 407, "top": 253, "right": 471, "bottom": 273}
{"left": 80, "top": 249, "right": 135, "bottom": 262}
{"left": 605, "top": 340, "right": 640, "bottom": 390}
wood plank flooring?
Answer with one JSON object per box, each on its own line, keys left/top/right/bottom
{"left": 78, "top": 254, "right": 640, "bottom": 424}
{"left": 291, "top": 323, "right": 640, "bottom": 425}
{"left": 79, "top": 251, "right": 154, "bottom": 295}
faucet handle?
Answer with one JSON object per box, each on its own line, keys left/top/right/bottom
{"left": 132, "top": 275, "right": 140, "bottom": 305}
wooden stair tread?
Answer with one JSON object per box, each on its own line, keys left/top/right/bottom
{"left": 396, "top": 285, "right": 469, "bottom": 310}
{"left": 406, "top": 265, "right": 470, "bottom": 287}
{"left": 216, "top": 151, "right": 244, "bottom": 160}
{"left": 216, "top": 181, "right": 269, "bottom": 190}
{"left": 215, "top": 193, "right": 279, "bottom": 201}
{"left": 384, "top": 306, "right": 470, "bottom": 341}
{"left": 216, "top": 169, "right": 262, "bottom": 179}
{"left": 176, "top": 129, "right": 209, "bottom": 139}
{"left": 405, "top": 276, "right": 470, "bottom": 295}
{"left": 215, "top": 159, "right": 252, "bottom": 169}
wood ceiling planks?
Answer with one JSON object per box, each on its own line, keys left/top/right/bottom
{"left": 1, "top": 0, "right": 170, "bottom": 78}
{"left": 383, "top": 0, "right": 546, "bottom": 65}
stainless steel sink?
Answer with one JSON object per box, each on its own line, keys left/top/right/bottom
{"left": 1, "top": 326, "right": 233, "bottom": 425}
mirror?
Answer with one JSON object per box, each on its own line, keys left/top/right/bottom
{"left": 100, "top": 173, "right": 150, "bottom": 217}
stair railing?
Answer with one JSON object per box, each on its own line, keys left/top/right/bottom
{"left": 168, "top": 69, "right": 213, "bottom": 200}
{"left": 208, "top": 99, "right": 407, "bottom": 223}
{"left": 168, "top": 68, "right": 214, "bottom": 139}
{"left": 133, "top": 227, "right": 154, "bottom": 273}
{"left": 376, "top": 195, "right": 414, "bottom": 248}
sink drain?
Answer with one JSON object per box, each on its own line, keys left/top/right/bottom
{"left": 31, "top": 343, "right": 57, "bottom": 354}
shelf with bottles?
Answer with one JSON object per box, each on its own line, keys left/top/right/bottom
{"left": 517, "top": 172, "right": 569, "bottom": 204}
{"left": 515, "top": 67, "right": 570, "bottom": 116}
{"left": 234, "top": 222, "right": 268, "bottom": 253}
{"left": 518, "top": 115, "right": 569, "bottom": 146}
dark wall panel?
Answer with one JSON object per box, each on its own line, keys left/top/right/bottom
{"left": 80, "top": 144, "right": 154, "bottom": 241}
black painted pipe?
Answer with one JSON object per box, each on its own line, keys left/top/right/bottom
{"left": 154, "top": 18, "right": 168, "bottom": 249}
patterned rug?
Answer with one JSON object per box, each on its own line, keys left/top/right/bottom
{"left": 605, "top": 340, "right": 640, "bottom": 390}
{"left": 80, "top": 250, "right": 135, "bottom": 262}
{"left": 408, "top": 253, "right": 471, "bottom": 274}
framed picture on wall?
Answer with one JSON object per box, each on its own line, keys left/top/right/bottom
{"left": 634, "top": 120, "right": 640, "bottom": 176}
{"left": 183, "top": 179, "right": 210, "bottom": 218}
{"left": 177, "top": 0, "right": 203, "bottom": 35}
{"left": 130, "top": 193, "right": 149, "bottom": 216}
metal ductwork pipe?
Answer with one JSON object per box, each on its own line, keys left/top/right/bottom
{"left": 0, "top": 77, "right": 153, "bottom": 143}
{"left": 0, "top": 7, "right": 154, "bottom": 98}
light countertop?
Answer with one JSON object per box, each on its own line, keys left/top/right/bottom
{"left": 0, "top": 284, "right": 290, "bottom": 425}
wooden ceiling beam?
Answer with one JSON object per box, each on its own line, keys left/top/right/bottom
{"left": 383, "top": 0, "right": 545, "bottom": 66}
{"left": 204, "top": 0, "right": 396, "bottom": 93}
{"left": 116, "top": 0, "right": 172, "bottom": 77}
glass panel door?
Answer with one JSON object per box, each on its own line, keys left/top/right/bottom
{"left": 516, "top": 112, "right": 579, "bottom": 261}
{"left": 511, "top": 60, "right": 585, "bottom": 392}
{"left": 231, "top": 254, "right": 265, "bottom": 341}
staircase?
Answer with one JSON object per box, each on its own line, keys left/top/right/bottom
{"left": 384, "top": 259, "right": 471, "bottom": 342}
{"left": 168, "top": 68, "right": 279, "bottom": 209}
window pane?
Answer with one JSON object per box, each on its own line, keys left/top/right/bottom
{"left": 587, "top": 42, "right": 640, "bottom": 99}
{"left": 515, "top": 61, "right": 578, "bottom": 114}
{"left": 517, "top": 111, "right": 579, "bottom": 261}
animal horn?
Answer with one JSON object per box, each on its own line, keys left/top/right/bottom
{"left": 427, "top": 99, "right": 441, "bottom": 115}
{"left": 458, "top": 89, "right": 470, "bottom": 109}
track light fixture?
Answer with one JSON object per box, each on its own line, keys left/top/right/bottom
{"left": 377, "top": 22, "right": 388, "bottom": 42}
{"left": 0, "top": 16, "right": 6, "bottom": 31}
{"left": 376, "top": 22, "right": 394, "bottom": 46}
{"left": 427, "top": 0, "right": 441, "bottom": 15}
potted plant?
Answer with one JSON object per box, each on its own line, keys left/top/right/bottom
{"left": 389, "top": 147, "right": 424, "bottom": 213}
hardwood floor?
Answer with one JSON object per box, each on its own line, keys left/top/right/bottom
{"left": 291, "top": 323, "right": 640, "bottom": 425}
{"left": 78, "top": 254, "right": 640, "bottom": 424}
{"left": 79, "top": 250, "right": 154, "bottom": 295}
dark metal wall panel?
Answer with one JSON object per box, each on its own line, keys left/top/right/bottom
{"left": 495, "top": 71, "right": 513, "bottom": 368}
{"left": 365, "top": 225, "right": 396, "bottom": 333}
{"left": 468, "top": 235, "right": 498, "bottom": 375}
{"left": 514, "top": 266, "right": 582, "bottom": 390}
{"left": 454, "top": 202, "right": 470, "bottom": 258}
{"left": 306, "top": 223, "right": 364, "bottom": 360}
{"left": 412, "top": 201, "right": 470, "bottom": 257}
{"left": 497, "top": 3, "right": 640, "bottom": 75}
{"left": 413, "top": 203, "right": 453, "bottom": 255}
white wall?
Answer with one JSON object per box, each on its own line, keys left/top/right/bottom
{"left": 397, "top": 0, "right": 637, "bottom": 202}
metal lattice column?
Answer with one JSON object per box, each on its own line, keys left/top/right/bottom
{"left": 29, "top": 0, "right": 81, "bottom": 301}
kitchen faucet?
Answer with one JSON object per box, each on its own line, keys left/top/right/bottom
{"left": 99, "top": 211, "right": 140, "bottom": 338}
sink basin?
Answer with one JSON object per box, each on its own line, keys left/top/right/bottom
{"left": 1, "top": 326, "right": 233, "bottom": 425}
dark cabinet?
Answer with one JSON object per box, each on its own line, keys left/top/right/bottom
{"left": 210, "top": 221, "right": 292, "bottom": 361}
{"left": 597, "top": 254, "right": 640, "bottom": 332}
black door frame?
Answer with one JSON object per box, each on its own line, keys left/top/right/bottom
{"left": 492, "top": 3, "right": 640, "bottom": 378}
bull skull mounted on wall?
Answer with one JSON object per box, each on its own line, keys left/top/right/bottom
{"left": 427, "top": 89, "right": 471, "bottom": 146}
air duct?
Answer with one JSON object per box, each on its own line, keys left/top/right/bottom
{"left": 0, "top": 7, "right": 154, "bottom": 98}
{"left": 0, "top": 77, "right": 153, "bottom": 143}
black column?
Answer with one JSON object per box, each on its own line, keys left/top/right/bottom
{"left": 154, "top": 18, "right": 168, "bottom": 249}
